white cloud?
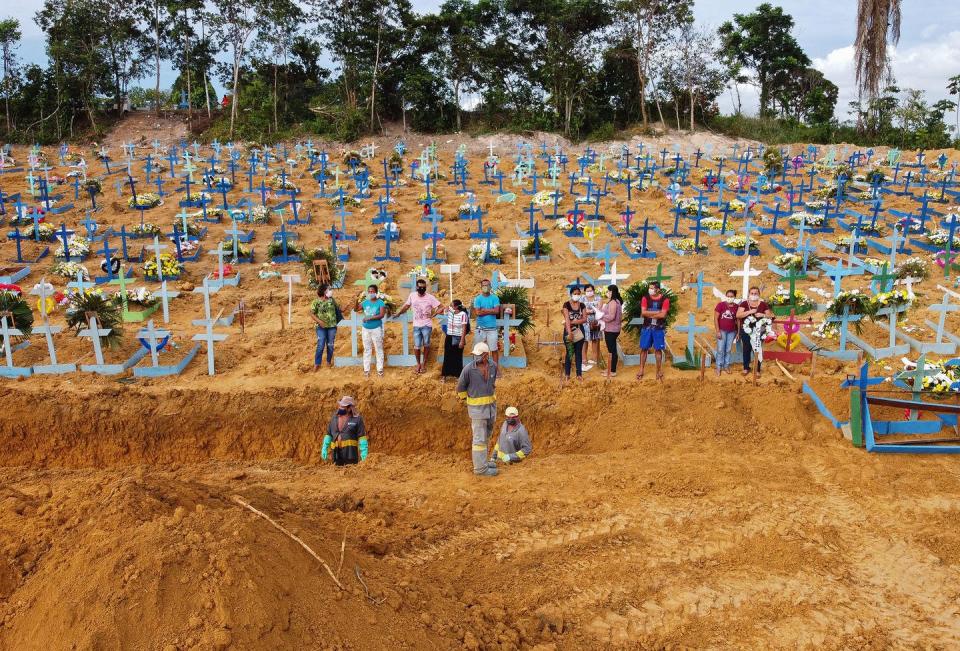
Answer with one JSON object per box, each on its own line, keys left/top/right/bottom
{"left": 813, "top": 32, "right": 960, "bottom": 120}
{"left": 717, "top": 31, "right": 960, "bottom": 121}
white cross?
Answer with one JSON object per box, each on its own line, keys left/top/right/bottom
{"left": 505, "top": 240, "right": 535, "bottom": 288}
{"left": 191, "top": 317, "right": 228, "bottom": 376}
{"left": 730, "top": 255, "right": 762, "bottom": 299}
{"left": 598, "top": 261, "right": 629, "bottom": 286}
{"left": 440, "top": 263, "right": 461, "bottom": 303}
{"left": 281, "top": 273, "right": 301, "bottom": 326}
{"left": 157, "top": 280, "right": 179, "bottom": 323}
{"left": 0, "top": 313, "right": 24, "bottom": 369}
{"left": 78, "top": 314, "right": 111, "bottom": 366}
{"left": 192, "top": 276, "right": 215, "bottom": 323}
{"left": 137, "top": 319, "right": 171, "bottom": 367}
{"left": 208, "top": 242, "right": 227, "bottom": 281}
{"left": 896, "top": 275, "right": 921, "bottom": 299}
{"left": 29, "top": 278, "right": 55, "bottom": 322}
{"left": 145, "top": 235, "right": 168, "bottom": 281}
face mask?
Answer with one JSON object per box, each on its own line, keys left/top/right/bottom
{"left": 325, "top": 290, "right": 333, "bottom": 298}
{"left": 749, "top": 294, "right": 760, "bottom": 301}
{"left": 475, "top": 355, "right": 488, "bottom": 365}
{"left": 585, "top": 290, "right": 595, "bottom": 298}
{"left": 726, "top": 297, "right": 736, "bottom": 304}
{"left": 507, "top": 418, "right": 518, "bottom": 426}
{"left": 649, "top": 288, "right": 658, "bottom": 296}
{"left": 337, "top": 408, "right": 348, "bottom": 415}
{"left": 368, "top": 293, "right": 377, "bottom": 300}
{"left": 416, "top": 287, "right": 426, "bottom": 295}
{"left": 570, "top": 295, "right": 581, "bottom": 303}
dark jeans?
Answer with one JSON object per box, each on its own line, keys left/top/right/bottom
{"left": 604, "top": 331, "right": 620, "bottom": 373}
{"left": 315, "top": 326, "right": 337, "bottom": 365}
{"left": 564, "top": 332, "right": 584, "bottom": 377}
{"left": 740, "top": 331, "right": 760, "bottom": 372}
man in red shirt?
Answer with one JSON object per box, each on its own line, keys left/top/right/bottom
{"left": 636, "top": 281, "right": 670, "bottom": 381}
{"left": 713, "top": 289, "right": 739, "bottom": 374}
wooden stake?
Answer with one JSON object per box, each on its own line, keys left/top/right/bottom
{"left": 279, "top": 304, "right": 284, "bottom": 331}
{"left": 232, "top": 496, "right": 343, "bottom": 590}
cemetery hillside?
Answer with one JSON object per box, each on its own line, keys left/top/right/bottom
{"left": 2, "top": 0, "right": 960, "bottom": 649}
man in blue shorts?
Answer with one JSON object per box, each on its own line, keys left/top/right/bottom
{"left": 472, "top": 279, "right": 501, "bottom": 365}
{"left": 396, "top": 278, "right": 443, "bottom": 374}
{"left": 636, "top": 281, "right": 670, "bottom": 382}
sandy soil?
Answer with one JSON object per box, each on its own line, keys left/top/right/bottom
{"left": 1, "top": 123, "right": 959, "bottom": 650}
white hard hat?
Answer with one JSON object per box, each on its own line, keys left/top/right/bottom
{"left": 505, "top": 406, "right": 519, "bottom": 417}
{"left": 471, "top": 342, "right": 490, "bottom": 356}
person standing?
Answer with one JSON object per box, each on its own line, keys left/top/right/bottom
{"left": 396, "top": 277, "right": 443, "bottom": 374}
{"left": 309, "top": 283, "right": 342, "bottom": 371}
{"left": 713, "top": 289, "right": 739, "bottom": 375}
{"left": 456, "top": 342, "right": 499, "bottom": 476}
{"left": 472, "top": 279, "right": 501, "bottom": 365}
{"left": 355, "top": 284, "right": 386, "bottom": 378}
{"left": 582, "top": 284, "right": 603, "bottom": 370}
{"left": 636, "top": 281, "right": 670, "bottom": 382}
{"left": 492, "top": 406, "right": 532, "bottom": 466}
{"left": 736, "top": 286, "right": 773, "bottom": 376}
{"left": 600, "top": 285, "right": 623, "bottom": 377}
{"left": 562, "top": 286, "right": 588, "bottom": 381}
{"left": 321, "top": 396, "right": 369, "bottom": 466}
{"left": 441, "top": 299, "right": 470, "bottom": 381}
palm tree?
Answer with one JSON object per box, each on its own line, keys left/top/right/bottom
{"left": 854, "top": 0, "right": 901, "bottom": 100}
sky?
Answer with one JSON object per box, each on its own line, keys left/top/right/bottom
{"left": 6, "top": 0, "right": 960, "bottom": 122}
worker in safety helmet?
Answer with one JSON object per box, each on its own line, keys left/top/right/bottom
{"left": 491, "top": 406, "right": 532, "bottom": 466}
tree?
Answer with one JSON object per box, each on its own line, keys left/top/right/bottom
{"left": 507, "top": 0, "right": 612, "bottom": 136}
{"left": 947, "top": 73, "right": 960, "bottom": 136}
{"left": 209, "top": 0, "right": 265, "bottom": 137}
{"left": 854, "top": 0, "right": 900, "bottom": 102}
{"left": 611, "top": 0, "right": 692, "bottom": 128}
{"left": 718, "top": 3, "right": 809, "bottom": 117}
{"left": 251, "top": 0, "right": 303, "bottom": 133}
{"left": 433, "top": 0, "right": 485, "bottom": 132}
{"left": 0, "top": 18, "right": 21, "bottom": 133}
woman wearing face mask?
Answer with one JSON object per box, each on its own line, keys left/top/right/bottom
{"left": 713, "top": 289, "right": 739, "bottom": 375}
{"left": 736, "top": 286, "right": 773, "bottom": 376}
{"left": 600, "top": 285, "right": 623, "bottom": 377}
{"left": 562, "top": 287, "right": 589, "bottom": 381}
{"left": 310, "top": 283, "right": 343, "bottom": 371}
{"left": 441, "top": 299, "right": 470, "bottom": 381}
{"left": 354, "top": 284, "right": 387, "bottom": 378}
{"left": 321, "top": 396, "right": 369, "bottom": 466}
{"left": 582, "top": 284, "right": 602, "bottom": 371}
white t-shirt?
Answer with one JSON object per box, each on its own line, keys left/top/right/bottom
{"left": 446, "top": 309, "right": 468, "bottom": 336}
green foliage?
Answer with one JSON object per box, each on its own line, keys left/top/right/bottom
{"left": 522, "top": 238, "right": 552, "bottom": 256}
{"left": 495, "top": 286, "right": 533, "bottom": 336}
{"left": 762, "top": 147, "right": 785, "bottom": 176}
{"left": 0, "top": 290, "right": 33, "bottom": 336}
{"left": 301, "top": 247, "right": 346, "bottom": 289}
{"left": 623, "top": 280, "right": 679, "bottom": 338}
{"left": 671, "top": 346, "right": 701, "bottom": 371}
{"left": 719, "top": 3, "right": 810, "bottom": 117}
{"left": 66, "top": 290, "right": 123, "bottom": 348}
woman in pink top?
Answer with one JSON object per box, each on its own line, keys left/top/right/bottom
{"left": 600, "top": 285, "right": 623, "bottom": 377}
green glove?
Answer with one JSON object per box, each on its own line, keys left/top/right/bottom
{"left": 321, "top": 435, "right": 332, "bottom": 460}
{"left": 359, "top": 437, "right": 369, "bottom": 461}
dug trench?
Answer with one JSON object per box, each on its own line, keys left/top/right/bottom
{"left": 0, "top": 378, "right": 820, "bottom": 468}
{"left": 4, "top": 379, "right": 960, "bottom": 649}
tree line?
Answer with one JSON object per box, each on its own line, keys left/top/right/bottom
{"left": 0, "top": 1, "right": 957, "bottom": 147}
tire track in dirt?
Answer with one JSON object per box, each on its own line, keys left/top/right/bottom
{"left": 802, "top": 460, "right": 960, "bottom": 646}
